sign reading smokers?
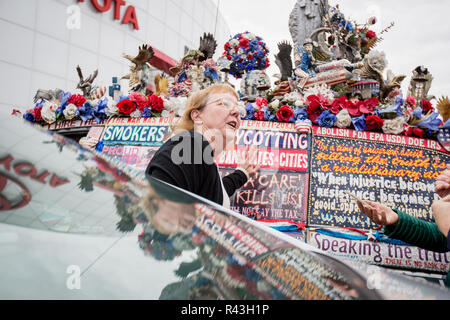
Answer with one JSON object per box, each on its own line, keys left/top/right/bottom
{"left": 77, "top": 0, "right": 139, "bottom": 30}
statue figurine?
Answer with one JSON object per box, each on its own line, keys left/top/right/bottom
{"left": 76, "top": 65, "right": 98, "bottom": 98}
{"left": 274, "top": 41, "right": 293, "bottom": 82}
{"left": 358, "top": 56, "right": 406, "bottom": 103}
{"left": 240, "top": 70, "right": 271, "bottom": 102}
{"left": 407, "top": 66, "right": 434, "bottom": 102}
{"left": 34, "top": 88, "right": 63, "bottom": 104}
{"left": 289, "top": 0, "right": 329, "bottom": 53}
{"left": 293, "top": 38, "right": 316, "bottom": 93}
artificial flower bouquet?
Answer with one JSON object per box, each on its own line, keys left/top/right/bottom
{"left": 223, "top": 31, "right": 270, "bottom": 79}
{"left": 241, "top": 92, "right": 445, "bottom": 139}
{"left": 22, "top": 91, "right": 168, "bottom": 125}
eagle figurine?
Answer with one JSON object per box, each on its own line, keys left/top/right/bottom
{"left": 437, "top": 96, "right": 450, "bottom": 124}
{"left": 359, "top": 58, "right": 406, "bottom": 103}
{"left": 198, "top": 32, "right": 217, "bottom": 61}
{"left": 274, "top": 41, "right": 293, "bottom": 82}
{"left": 76, "top": 65, "right": 98, "bottom": 98}
{"left": 169, "top": 33, "right": 217, "bottom": 76}
{"left": 122, "top": 44, "right": 155, "bottom": 72}
{"left": 122, "top": 44, "right": 155, "bottom": 92}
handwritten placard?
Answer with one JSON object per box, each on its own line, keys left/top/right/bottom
{"left": 101, "top": 125, "right": 171, "bottom": 146}
{"left": 308, "top": 231, "right": 450, "bottom": 274}
{"left": 47, "top": 119, "right": 106, "bottom": 130}
{"left": 308, "top": 131, "right": 449, "bottom": 229}
{"left": 100, "top": 117, "right": 177, "bottom": 146}
{"left": 221, "top": 168, "right": 308, "bottom": 221}
{"left": 100, "top": 145, "right": 159, "bottom": 172}
{"left": 217, "top": 121, "right": 310, "bottom": 221}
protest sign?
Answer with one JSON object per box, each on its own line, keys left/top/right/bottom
{"left": 308, "top": 230, "right": 450, "bottom": 274}
{"left": 306, "top": 127, "right": 450, "bottom": 276}
{"left": 101, "top": 117, "right": 176, "bottom": 146}
{"left": 308, "top": 127, "right": 449, "bottom": 229}
{"left": 101, "top": 145, "right": 159, "bottom": 172}
{"left": 47, "top": 118, "right": 106, "bottom": 130}
{"left": 98, "top": 117, "right": 176, "bottom": 172}
{"left": 217, "top": 120, "right": 309, "bottom": 222}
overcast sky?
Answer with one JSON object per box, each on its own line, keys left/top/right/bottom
{"left": 215, "top": 0, "right": 450, "bottom": 100}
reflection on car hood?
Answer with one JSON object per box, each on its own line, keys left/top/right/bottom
{"left": 1, "top": 110, "right": 449, "bottom": 300}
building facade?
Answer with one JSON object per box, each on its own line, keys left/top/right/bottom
{"left": 0, "top": 0, "right": 231, "bottom": 111}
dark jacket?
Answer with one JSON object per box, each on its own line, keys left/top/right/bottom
{"left": 385, "top": 209, "right": 450, "bottom": 287}
{"left": 146, "top": 130, "right": 248, "bottom": 206}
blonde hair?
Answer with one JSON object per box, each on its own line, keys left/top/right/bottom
{"left": 172, "top": 84, "right": 239, "bottom": 134}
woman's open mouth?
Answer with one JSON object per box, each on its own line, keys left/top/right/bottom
{"left": 227, "top": 120, "right": 238, "bottom": 130}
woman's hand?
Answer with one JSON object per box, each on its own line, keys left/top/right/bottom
{"left": 432, "top": 194, "right": 450, "bottom": 236}
{"left": 435, "top": 164, "right": 450, "bottom": 198}
{"left": 237, "top": 146, "right": 260, "bottom": 178}
{"left": 357, "top": 200, "right": 399, "bottom": 227}
{"left": 79, "top": 137, "right": 99, "bottom": 150}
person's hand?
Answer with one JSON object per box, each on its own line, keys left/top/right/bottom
{"left": 237, "top": 146, "right": 260, "bottom": 178}
{"left": 79, "top": 137, "right": 99, "bottom": 150}
{"left": 431, "top": 194, "right": 450, "bottom": 236}
{"left": 357, "top": 200, "right": 399, "bottom": 227}
{"left": 435, "top": 164, "right": 450, "bottom": 198}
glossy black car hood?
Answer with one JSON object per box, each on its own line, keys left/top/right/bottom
{"left": 1, "top": 110, "right": 449, "bottom": 300}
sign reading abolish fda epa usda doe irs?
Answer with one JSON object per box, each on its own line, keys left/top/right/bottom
{"left": 308, "top": 127, "right": 449, "bottom": 229}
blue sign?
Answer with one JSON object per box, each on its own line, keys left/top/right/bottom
{"left": 102, "top": 125, "right": 170, "bottom": 146}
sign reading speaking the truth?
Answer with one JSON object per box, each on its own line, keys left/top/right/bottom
{"left": 308, "top": 127, "right": 449, "bottom": 229}
{"left": 308, "top": 230, "right": 450, "bottom": 273}
{"left": 217, "top": 121, "right": 309, "bottom": 222}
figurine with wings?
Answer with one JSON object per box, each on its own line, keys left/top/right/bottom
{"left": 122, "top": 44, "right": 155, "bottom": 93}
{"left": 274, "top": 41, "right": 293, "bottom": 82}
{"left": 358, "top": 57, "right": 406, "bottom": 103}
{"left": 76, "top": 65, "right": 98, "bottom": 98}
{"left": 437, "top": 96, "right": 450, "bottom": 124}
{"left": 170, "top": 32, "right": 218, "bottom": 78}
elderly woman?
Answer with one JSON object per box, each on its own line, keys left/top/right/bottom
{"left": 146, "top": 84, "right": 258, "bottom": 208}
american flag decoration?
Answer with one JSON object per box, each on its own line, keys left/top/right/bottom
{"left": 257, "top": 219, "right": 306, "bottom": 232}
{"left": 295, "top": 121, "right": 312, "bottom": 134}
{"left": 90, "top": 86, "right": 107, "bottom": 100}
{"left": 437, "top": 128, "right": 450, "bottom": 153}
{"left": 11, "top": 109, "right": 22, "bottom": 116}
